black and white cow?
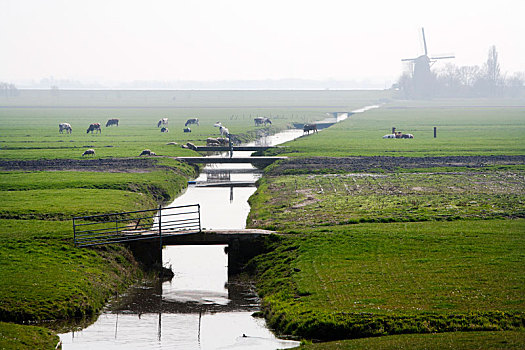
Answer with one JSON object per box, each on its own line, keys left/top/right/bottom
{"left": 185, "top": 118, "right": 199, "bottom": 127}
{"left": 59, "top": 123, "right": 72, "bottom": 134}
{"left": 157, "top": 118, "right": 168, "bottom": 128}
{"left": 86, "top": 123, "right": 101, "bottom": 134}
{"left": 106, "top": 118, "right": 119, "bottom": 127}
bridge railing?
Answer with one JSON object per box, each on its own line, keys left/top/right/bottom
{"left": 73, "top": 204, "right": 201, "bottom": 247}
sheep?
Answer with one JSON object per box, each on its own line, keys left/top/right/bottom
{"left": 139, "top": 149, "right": 156, "bottom": 156}
{"left": 82, "top": 149, "right": 95, "bottom": 156}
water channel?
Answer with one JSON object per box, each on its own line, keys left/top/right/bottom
{"left": 59, "top": 106, "right": 379, "bottom": 349}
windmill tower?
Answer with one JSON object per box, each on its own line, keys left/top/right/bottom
{"left": 401, "top": 28, "right": 454, "bottom": 97}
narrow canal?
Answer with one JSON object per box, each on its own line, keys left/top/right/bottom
{"left": 59, "top": 106, "right": 379, "bottom": 349}
{"left": 59, "top": 129, "right": 303, "bottom": 350}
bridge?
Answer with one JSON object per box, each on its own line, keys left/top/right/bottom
{"left": 176, "top": 156, "right": 287, "bottom": 167}
{"left": 193, "top": 146, "right": 274, "bottom": 152}
{"left": 73, "top": 205, "right": 275, "bottom": 273}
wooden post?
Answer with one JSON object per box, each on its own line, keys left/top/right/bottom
{"left": 434, "top": 127, "right": 437, "bottom": 138}
{"left": 158, "top": 205, "right": 162, "bottom": 273}
{"left": 229, "top": 135, "right": 233, "bottom": 158}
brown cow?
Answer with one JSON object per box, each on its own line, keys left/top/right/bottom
{"left": 86, "top": 123, "right": 101, "bottom": 134}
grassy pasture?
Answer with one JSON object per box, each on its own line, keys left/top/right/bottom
{"left": 0, "top": 161, "right": 195, "bottom": 324}
{"left": 267, "top": 102, "right": 525, "bottom": 157}
{"left": 248, "top": 170, "right": 525, "bottom": 230}
{"left": 0, "top": 89, "right": 386, "bottom": 160}
{"left": 251, "top": 220, "right": 524, "bottom": 340}
{"left": 296, "top": 331, "right": 525, "bottom": 349}
{"left": 0, "top": 321, "right": 59, "bottom": 349}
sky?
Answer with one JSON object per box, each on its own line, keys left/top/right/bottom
{"left": 1, "top": 0, "right": 524, "bottom": 88}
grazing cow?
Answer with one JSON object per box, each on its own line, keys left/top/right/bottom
{"left": 183, "top": 127, "right": 191, "bottom": 133}
{"left": 401, "top": 133, "right": 414, "bottom": 139}
{"left": 207, "top": 137, "right": 221, "bottom": 146}
{"left": 161, "top": 127, "right": 169, "bottom": 133}
{"left": 157, "top": 118, "right": 168, "bottom": 128}
{"left": 254, "top": 117, "right": 272, "bottom": 126}
{"left": 59, "top": 123, "right": 72, "bottom": 134}
{"left": 139, "top": 149, "right": 156, "bottom": 156}
{"left": 86, "top": 123, "right": 101, "bottom": 134}
{"left": 303, "top": 123, "right": 318, "bottom": 134}
{"left": 106, "top": 118, "right": 119, "bottom": 127}
{"left": 185, "top": 118, "right": 199, "bottom": 127}
{"left": 382, "top": 134, "right": 396, "bottom": 139}
{"left": 219, "top": 125, "right": 229, "bottom": 137}
{"left": 217, "top": 137, "right": 229, "bottom": 146}
{"left": 82, "top": 149, "right": 95, "bottom": 156}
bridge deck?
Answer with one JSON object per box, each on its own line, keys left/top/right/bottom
{"left": 194, "top": 146, "right": 273, "bottom": 152}
{"left": 176, "top": 156, "right": 287, "bottom": 164}
{"left": 121, "top": 228, "right": 276, "bottom": 245}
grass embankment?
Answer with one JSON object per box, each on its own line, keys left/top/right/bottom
{"left": 0, "top": 322, "right": 59, "bottom": 349}
{"left": 0, "top": 158, "right": 196, "bottom": 350}
{"left": 249, "top": 220, "right": 524, "bottom": 340}
{"left": 297, "top": 331, "right": 525, "bottom": 349}
{"left": 248, "top": 100, "right": 525, "bottom": 345}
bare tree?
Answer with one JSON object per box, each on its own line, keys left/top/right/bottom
{"left": 484, "top": 45, "right": 501, "bottom": 95}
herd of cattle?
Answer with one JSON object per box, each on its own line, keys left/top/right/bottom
{"left": 61, "top": 116, "right": 411, "bottom": 157}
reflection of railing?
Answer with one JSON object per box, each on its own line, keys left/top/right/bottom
{"left": 73, "top": 204, "right": 201, "bottom": 247}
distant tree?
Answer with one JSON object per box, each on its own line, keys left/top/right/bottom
{"left": 484, "top": 45, "right": 502, "bottom": 95}
{"left": 0, "top": 82, "right": 19, "bottom": 97}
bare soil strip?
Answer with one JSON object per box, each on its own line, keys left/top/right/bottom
{"left": 268, "top": 155, "right": 525, "bottom": 175}
{"left": 0, "top": 158, "right": 160, "bottom": 172}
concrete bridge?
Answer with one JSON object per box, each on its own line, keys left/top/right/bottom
{"left": 176, "top": 156, "right": 287, "bottom": 167}
{"left": 127, "top": 229, "right": 275, "bottom": 274}
{"left": 73, "top": 205, "right": 276, "bottom": 274}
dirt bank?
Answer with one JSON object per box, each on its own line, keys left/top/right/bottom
{"left": 267, "top": 155, "right": 525, "bottom": 175}
{"left": 0, "top": 158, "right": 160, "bottom": 172}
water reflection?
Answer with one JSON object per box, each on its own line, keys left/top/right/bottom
{"left": 59, "top": 129, "right": 309, "bottom": 349}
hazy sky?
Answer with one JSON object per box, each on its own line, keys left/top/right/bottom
{"left": 1, "top": 0, "right": 524, "bottom": 86}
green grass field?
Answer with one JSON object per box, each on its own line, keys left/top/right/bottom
{"left": 1, "top": 90, "right": 524, "bottom": 347}
{"left": 295, "top": 331, "right": 525, "bottom": 349}
{"left": 250, "top": 220, "right": 524, "bottom": 340}
{"left": 248, "top": 170, "right": 525, "bottom": 229}
{"left": 266, "top": 102, "right": 525, "bottom": 157}
{"left": 0, "top": 89, "right": 385, "bottom": 160}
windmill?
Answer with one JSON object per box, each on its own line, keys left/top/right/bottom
{"left": 401, "top": 28, "right": 454, "bottom": 97}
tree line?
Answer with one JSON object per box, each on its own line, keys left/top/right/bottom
{"left": 397, "top": 45, "right": 525, "bottom": 99}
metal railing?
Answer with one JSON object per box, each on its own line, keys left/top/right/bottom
{"left": 73, "top": 204, "right": 201, "bottom": 247}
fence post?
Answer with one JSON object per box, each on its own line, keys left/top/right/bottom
{"left": 158, "top": 205, "right": 162, "bottom": 244}
{"left": 115, "top": 214, "right": 119, "bottom": 235}
{"left": 198, "top": 204, "right": 201, "bottom": 232}
{"left": 158, "top": 205, "right": 163, "bottom": 274}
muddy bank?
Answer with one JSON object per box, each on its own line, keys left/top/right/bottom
{"left": 0, "top": 158, "right": 160, "bottom": 172}
{"left": 267, "top": 155, "right": 525, "bottom": 175}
